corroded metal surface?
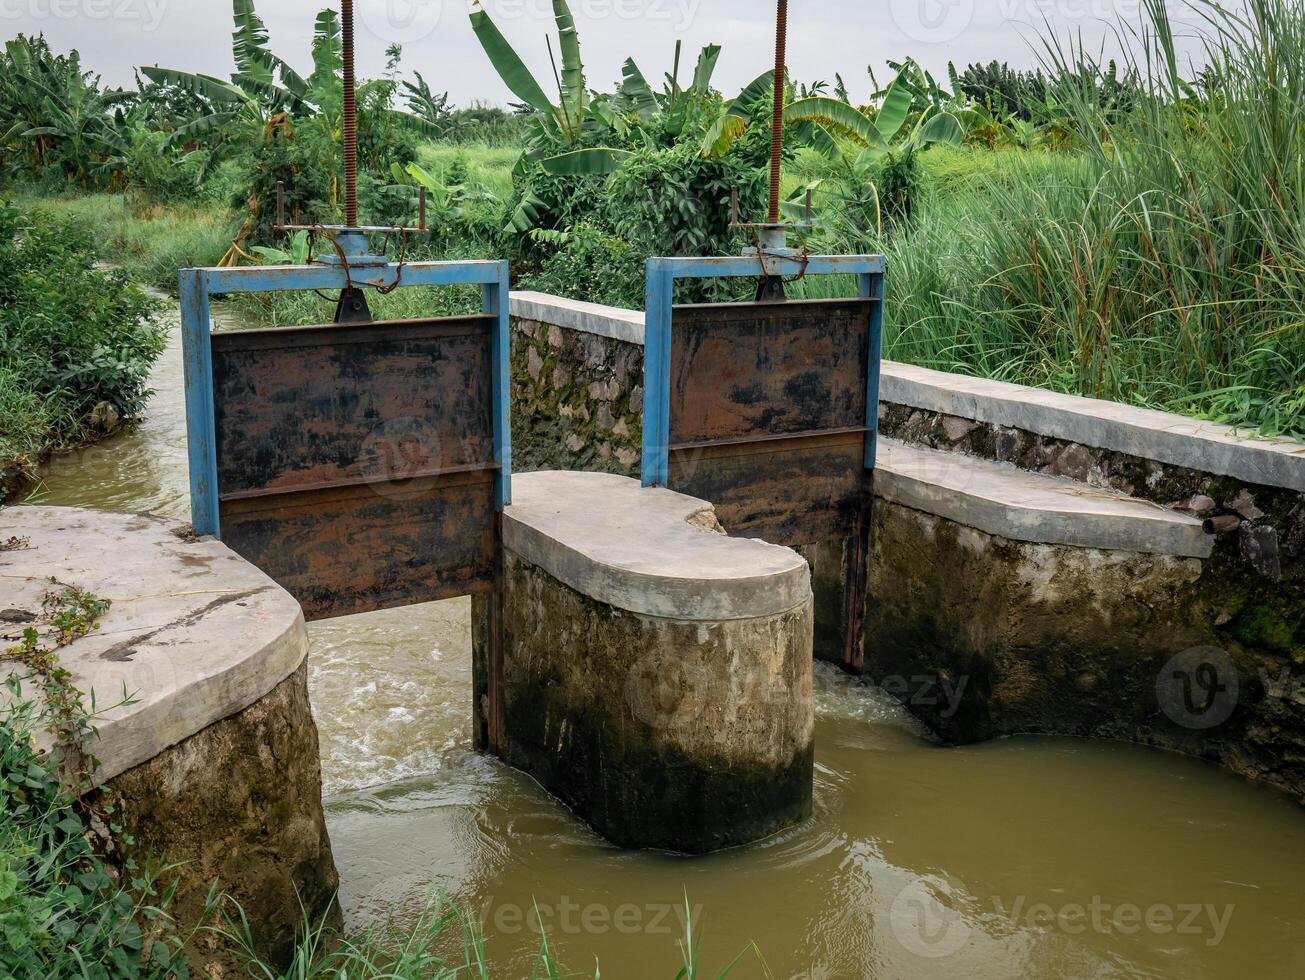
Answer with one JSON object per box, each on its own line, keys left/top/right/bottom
{"left": 666, "top": 298, "right": 873, "bottom": 547}
{"left": 211, "top": 315, "right": 498, "bottom": 620}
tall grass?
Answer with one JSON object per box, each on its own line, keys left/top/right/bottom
{"left": 21, "top": 193, "right": 233, "bottom": 295}
{"left": 810, "top": 0, "right": 1304, "bottom": 439}
{"left": 221, "top": 889, "right": 757, "bottom": 980}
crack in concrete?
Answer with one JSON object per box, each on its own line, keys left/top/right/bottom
{"left": 99, "top": 588, "right": 270, "bottom": 662}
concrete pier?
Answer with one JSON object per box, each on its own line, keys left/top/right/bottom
{"left": 475, "top": 471, "right": 815, "bottom": 853}
{"left": 0, "top": 506, "right": 340, "bottom": 972}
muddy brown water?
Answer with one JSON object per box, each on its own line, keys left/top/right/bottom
{"left": 34, "top": 307, "right": 1305, "bottom": 979}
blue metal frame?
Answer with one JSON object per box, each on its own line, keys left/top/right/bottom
{"left": 180, "top": 259, "right": 514, "bottom": 536}
{"left": 640, "top": 253, "right": 887, "bottom": 487}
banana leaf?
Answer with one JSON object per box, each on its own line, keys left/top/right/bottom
{"left": 469, "top": 5, "right": 554, "bottom": 114}
{"left": 140, "top": 67, "right": 247, "bottom": 105}
{"left": 551, "top": 0, "right": 586, "bottom": 134}
{"left": 874, "top": 75, "right": 913, "bottom": 142}
{"left": 621, "top": 59, "right": 659, "bottom": 121}
{"left": 915, "top": 110, "right": 964, "bottom": 146}
{"left": 784, "top": 97, "right": 875, "bottom": 144}
{"left": 539, "top": 147, "right": 632, "bottom": 175}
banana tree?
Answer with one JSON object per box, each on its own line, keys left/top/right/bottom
{"left": 1, "top": 37, "right": 129, "bottom": 186}
{"left": 140, "top": 0, "right": 322, "bottom": 179}
{"left": 143, "top": 0, "right": 432, "bottom": 182}
{"left": 785, "top": 70, "right": 967, "bottom": 160}
{"left": 784, "top": 68, "right": 970, "bottom": 234}
{"left": 471, "top": 5, "right": 589, "bottom": 140}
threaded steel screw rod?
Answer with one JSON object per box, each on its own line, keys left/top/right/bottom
{"left": 341, "top": 0, "right": 359, "bottom": 228}
{"left": 768, "top": 0, "right": 788, "bottom": 226}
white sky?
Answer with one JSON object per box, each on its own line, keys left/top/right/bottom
{"left": 4, "top": 0, "right": 1213, "bottom": 104}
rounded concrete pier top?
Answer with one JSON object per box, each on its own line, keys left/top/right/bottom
{"left": 0, "top": 506, "right": 307, "bottom": 785}
{"left": 502, "top": 471, "right": 811, "bottom": 621}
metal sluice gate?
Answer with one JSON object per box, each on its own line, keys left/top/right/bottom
{"left": 641, "top": 253, "right": 885, "bottom": 670}
{"left": 177, "top": 0, "right": 883, "bottom": 770}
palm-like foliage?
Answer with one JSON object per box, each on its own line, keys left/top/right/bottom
{"left": 141, "top": 0, "right": 430, "bottom": 183}
{"left": 0, "top": 36, "right": 129, "bottom": 187}
{"left": 470, "top": 0, "right": 802, "bottom": 178}
{"left": 139, "top": 0, "right": 329, "bottom": 180}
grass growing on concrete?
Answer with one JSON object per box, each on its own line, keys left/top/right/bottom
{"left": 0, "top": 588, "right": 190, "bottom": 978}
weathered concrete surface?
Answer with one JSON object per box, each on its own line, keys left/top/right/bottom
{"left": 503, "top": 471, "right": 810, "bottom": 621}
{"left": 877, "top": 439, "right": 1214, "bottom": 558}
{"left": 0, "top": 506, "right": 309, "bottom": 783}
{"left": 511, "top": 291, "right": 645, "bottom": 346}
{"left": 0, "top": 505, "right": 340, "bottom": 972}
{"left": 865, "top": 500, "right": 1305, "bottom": 803}
{"left": 481, "top": 552, "right": 814, "bottom": 853}
{"left": 481, "top": 471, "right": 814, "bottom": 852}
{"left": 92, "top": 661, "right": 341, "bottom": 975}
{"left": 881, "top": 361, "right": 1305, "bottom": 492}
{"left": 879, "top": 406, "right": 1303, "bottom": 660}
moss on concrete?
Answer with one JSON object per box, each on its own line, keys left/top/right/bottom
{"left": 478, "top": 550, "right": 814, "bottom": 853}
{"left": 866, "top": 499, "right": 1305, "bottom": 804}
{"left": 92, "top": 661, "right": 341, "bottom": 975}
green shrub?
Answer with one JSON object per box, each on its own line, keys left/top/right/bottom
{"left": 0, "top": 202, "right": 165, "bottom": 468}
{"left": 519, "top": 223, "right": 644, "bottom": 308}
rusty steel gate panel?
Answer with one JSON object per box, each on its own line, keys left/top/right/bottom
{"left": 209, "top": 316, "right": 498, "bottom": 620}
{"left": 666, "top": 298, "right": 874, "bottom": 546}
{"left": 181, "top": 260, "right": 512, "bottom": 637}
{"left": 641, "top": 253, "right": 885, "bottom": 669}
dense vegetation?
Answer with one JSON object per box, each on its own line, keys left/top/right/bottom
{"left": 1, "top": 0, "right": 1301, "bottom": 972}
{"left": 0, "top": 588, "right": 189, "bottom": 977}
{"left": 5, "top": 0, "right": 1301, "bottom": 442}
{"left": 0, "top": 203, "right": 163, "bottom": 493}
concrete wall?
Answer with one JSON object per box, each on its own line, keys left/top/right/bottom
{"left": 474, "top": 471, "right": 814, "bottom": 853}
{"left": 0, "top": 506, "right": 340, "bottom": 973}
{"left": 506, "top": 291, "right": 1305, "bottom": 802}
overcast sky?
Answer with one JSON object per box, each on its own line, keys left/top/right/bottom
{"left": 5, "top": 0, "right": 1210, "bottom": 104}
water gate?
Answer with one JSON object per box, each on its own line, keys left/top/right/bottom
{"left": 177, "top": 0, "right": 883, "bottom": 854}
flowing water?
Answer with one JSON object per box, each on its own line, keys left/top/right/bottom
{"left": 34, "top": 306, "right": 1305, "bottom": 979}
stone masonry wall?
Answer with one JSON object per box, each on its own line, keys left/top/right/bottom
{"left": 511, "top": 316, "right": 643, "bottom": 478}
{"left": 879, "top": 405, "right": 1305, "bottom": 662}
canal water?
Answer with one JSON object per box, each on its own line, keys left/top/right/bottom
{"left": 35, "top": 308, "right": 1305, "bottom": 978}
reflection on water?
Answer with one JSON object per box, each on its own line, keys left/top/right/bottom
{"left": 34, "top": 299, "right": 1305, "bottom": 979}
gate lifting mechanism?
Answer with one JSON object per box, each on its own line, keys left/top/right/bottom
{"left": 178, "top": 0, "right": 511, "bottom": 749}
{"left": 646, "top": 0, "right": 887, "bottom": 671}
